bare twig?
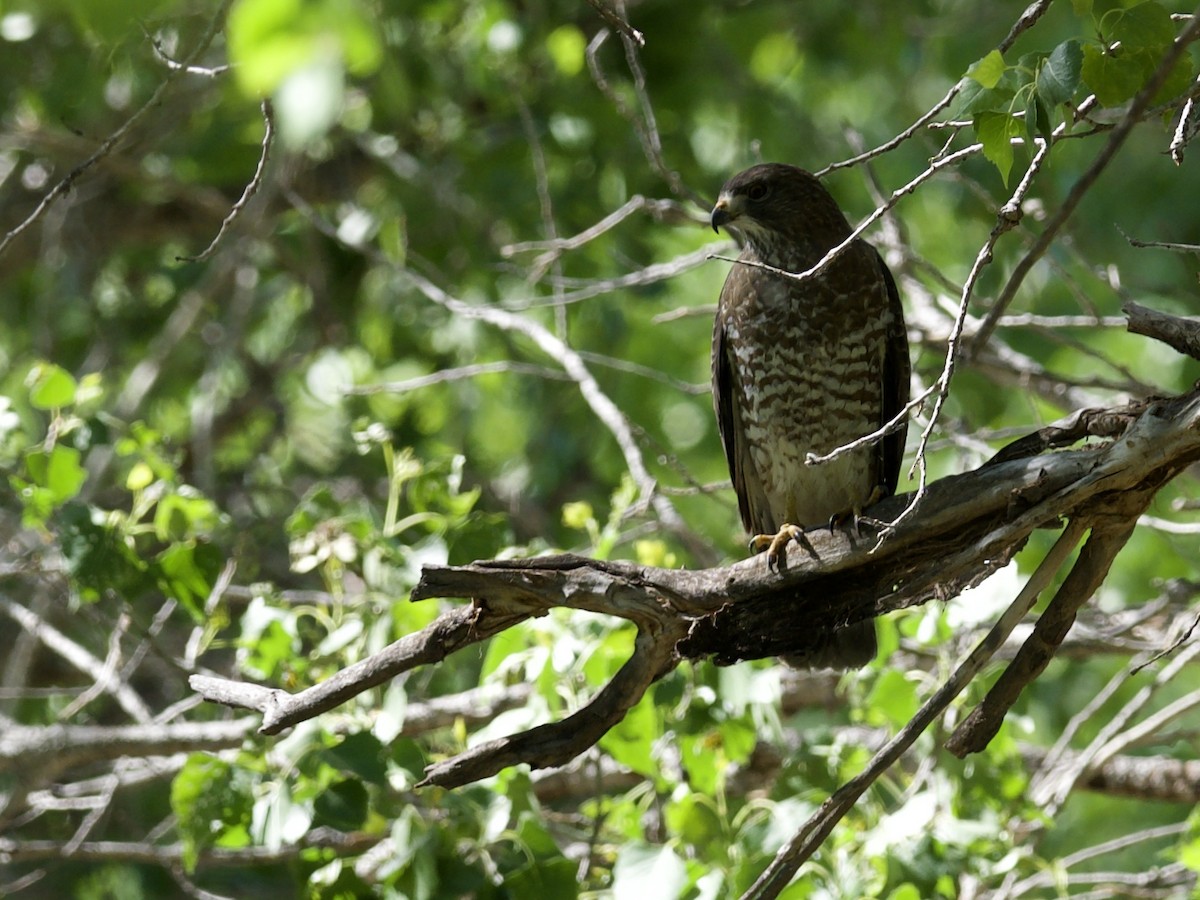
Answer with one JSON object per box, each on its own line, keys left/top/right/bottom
{"left": 177, "top": 100, "right": 275, "bottom": 263}
{"left": 501, "top": 196, "right": 691, "bottom": 259}
{"left": 1170, "top": 74, "right": 1200, "bottom": 164}
{"left": 506, "top": 243, "right": 718, "bottom": 309}
{"left": 347, "top": 361, "right": 571, "bottom": 395}
{"left": 818, "top": 0, "right": 1055, "bottom": 177}
{"left": 0, "top": 0, "right": 234, "bottom": 259}
{"left": 190, "top": 603, "right": 519, "bottom": 735}
{"left": 584, "top": 0, "right": 644, "bottom": 47}
{"left": 0, "top": 719, "right": 254, "bottom": 776}
{"left": 585, "top": 29, "right": 704, "bottom": 206}
{"left": 741, "top": 519, "right": 1088, "bottom": 900}
{"left": 1030, "top": 641, "right": 1200, "bottom": 813}
{"left": 0, "top": 597, "right": 152, "bottom": 724}
{"left": 945, "top": 498, "right": 1149, "bottom": 756}
{"left": 971, "top": 10, "right": 1200, "bottom": 352}
{"left": 1119, "top": 225, "right": 1200, "bottom": 255}
{"left": 1003, "top": 823, "right": 1191, "bottom": 897}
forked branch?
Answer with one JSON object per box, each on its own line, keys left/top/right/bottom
{"left": 191, "top": 308, "right": 1200, "bottom": 802}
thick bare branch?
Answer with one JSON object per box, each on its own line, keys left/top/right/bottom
{"left": 1124, "top": 300, "right": 1200, "bottom": 361}
{"left": 945, "top": 496, "right": 1149, "bottom": 756}
{"left": 192, "top": 380, "right": 1200, "bottom": 798}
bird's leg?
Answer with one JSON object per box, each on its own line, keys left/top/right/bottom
{"left": 749, "top": 523, "right": 804, "bottom": 569}
{"left": 829, "top": 485, "right": 891, "bottom": 535}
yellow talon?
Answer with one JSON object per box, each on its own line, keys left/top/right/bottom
{"left": 750, "top": 523, "right": 804, "bottom": 569}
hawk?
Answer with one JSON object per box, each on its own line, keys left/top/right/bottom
{"left": 710, "top": 163, "right": 910, "bottom": 668}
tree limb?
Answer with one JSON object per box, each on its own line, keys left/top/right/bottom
{"left": 193, "top": 380, "right": 1200, "bottom": 792}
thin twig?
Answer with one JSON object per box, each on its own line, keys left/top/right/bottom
{"left": 1118, "top": 224, "right": 1200, "bottom": 254}
{"left": 741, "top": 520, "right": 1087, "bottom": 900}
{"left": 971, "top": 9, "right": 1200, "bottom": 352}
{"left": 347, "top": 361, "right": 571, "bottom": 395}
{"left": 817, "top": 0, "right": 1055, "bottom": 177}
{"left": 177, "top": 100, "right": 275, "bottom": 263}
{"left": 0, "top": 0, "right": 234, "bottom": 259}
{"left": 885, "top": 139, "right": 1052, "bottom": 536}
{"left": 584, "top": 0, "right": 644, "bottom": 47}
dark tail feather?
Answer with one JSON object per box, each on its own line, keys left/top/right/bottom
{"left": 781, "top": 620, "right": 877, "bottom": 670}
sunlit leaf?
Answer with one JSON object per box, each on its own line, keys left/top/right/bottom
{"left": 974, "top": 111, "right": 1020, "bottom": 183}
{"left": 26, "top": 361, "right": 77, "bottom": 409}
{"left": 611, "top": 843, "right": 688, "bottom": 899}
{"left": 966, "top": 50, "right": 1006, "bottom": 89}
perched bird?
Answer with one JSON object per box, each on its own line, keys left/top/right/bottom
{"left": 710, "top": 163, "right": 910, "bottom": 668}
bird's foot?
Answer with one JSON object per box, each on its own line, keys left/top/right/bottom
{"left": 828, "top": 486, "right": 891, "bottom": 537}
{"left": 750, "top": 523, "right": 804, "bottom": 569}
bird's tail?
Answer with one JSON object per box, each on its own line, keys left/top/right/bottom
{"left": 781, "top": 619, "right": 877, "bottom": 670}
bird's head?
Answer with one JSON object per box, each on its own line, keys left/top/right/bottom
{"left": 711, "top": 163, "right": 852, "bottom": 253}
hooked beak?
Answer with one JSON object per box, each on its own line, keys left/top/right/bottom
{"left": 711, "top": 204, "right": 731, "bottom": 233}
{"left": 710, "top": 193, "right": 742, "bottom": 233}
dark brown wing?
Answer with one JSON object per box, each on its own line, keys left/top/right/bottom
{"left": 875, "top": 248, "right": 910, "bottom": 495}
{"left": 712, "top": 268, "right": 773, "bottom": 534}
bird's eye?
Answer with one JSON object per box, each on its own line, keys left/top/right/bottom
{"left": 746, "top": 183, "right": 769, "bottom": 201}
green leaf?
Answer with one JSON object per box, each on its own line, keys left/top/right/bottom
{"left": 1024, "top": 94, "right": 1053, "bottom": 143}
{"left": 665, "top": 792, "right": 724, "bottom": 857}
{"left": 974, "top": 111, "right": 1020, "bottom": 184}
{"left": 313, "top": 778, "right": 369, "bottom": 831}
{"left": 171, "top": 754, "right": 252, "bottom": 873}
{"left": 598, "top": 691, "right": 660, "bottom": 780}
{"left": 322, "top": 731, "right": 388, "bottom": 784}
{"left": 1107, "top": 1, "right": 1175, "bottom": 52}
{"left": 55, "top": 501, "right": 153, "bottom": 601}
{"left": 967, "top": 49, "right": 1006, "bottom": 89}
{"left": 125, "top": 461, "right": 154, "bottom": 492}
{"left": 864, "top": 669, "right": 920, "bottom": 729}
{"left": 153, "top": 489, "right": 220, "bottom": 542}
{"left": 156, "top": 541, "right": 220, "bottom": 618}
{"left": 241, "top": 618, "right": 297, "bottom": 680}
{"left": 750, "top": 32, "right": 802, "bottom": 83}
{"left": 26, "top": 361, "right": 77, "bottom": 409}
{"left": 505, "top": 858, "right": 578, "bottom": 899}
{"left": 1037, "top": 40, "right": 1082, "bottom": 107}
{"left": 227, "top": 0, "right": 381, "bottom": 96}
{"left": 25, "top": 445, "right": 87, "bottom": 505}
{"left": 611, "top": 843, "right": 688, "bottom": 900}
{"left": 1156, "top": 55, "right": 1197, "bottom": 105}
{"left": 561, "top": 500, "right": 594, "bottom": 531}
{"left": 1081, "top": 44, "right": 1147, "bottom": 106}
{"left": 954, "top": 79, "right": 1016, "bottom": 117}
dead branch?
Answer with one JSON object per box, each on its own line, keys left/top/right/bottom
{"left": 190, "top": 603, "right": 527, "bottom": 735}
{"left": 945, "top": 496, "right": 1149, "bottom": 756}
{"left": 0, "top": 719, "right": 254, "bottom": 777}
{"left": 185, "top": 307, "right": 1200, "bottom": 900}
{"left": 1124, "top": 300, "right": 1200, "bottom": 361}
{"left": 193, "top": 379, "right": 1200, "bottom": 788}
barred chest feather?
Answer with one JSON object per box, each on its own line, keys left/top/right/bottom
{"left": 723, "top": 242, "right": 892, "bottom": 530}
